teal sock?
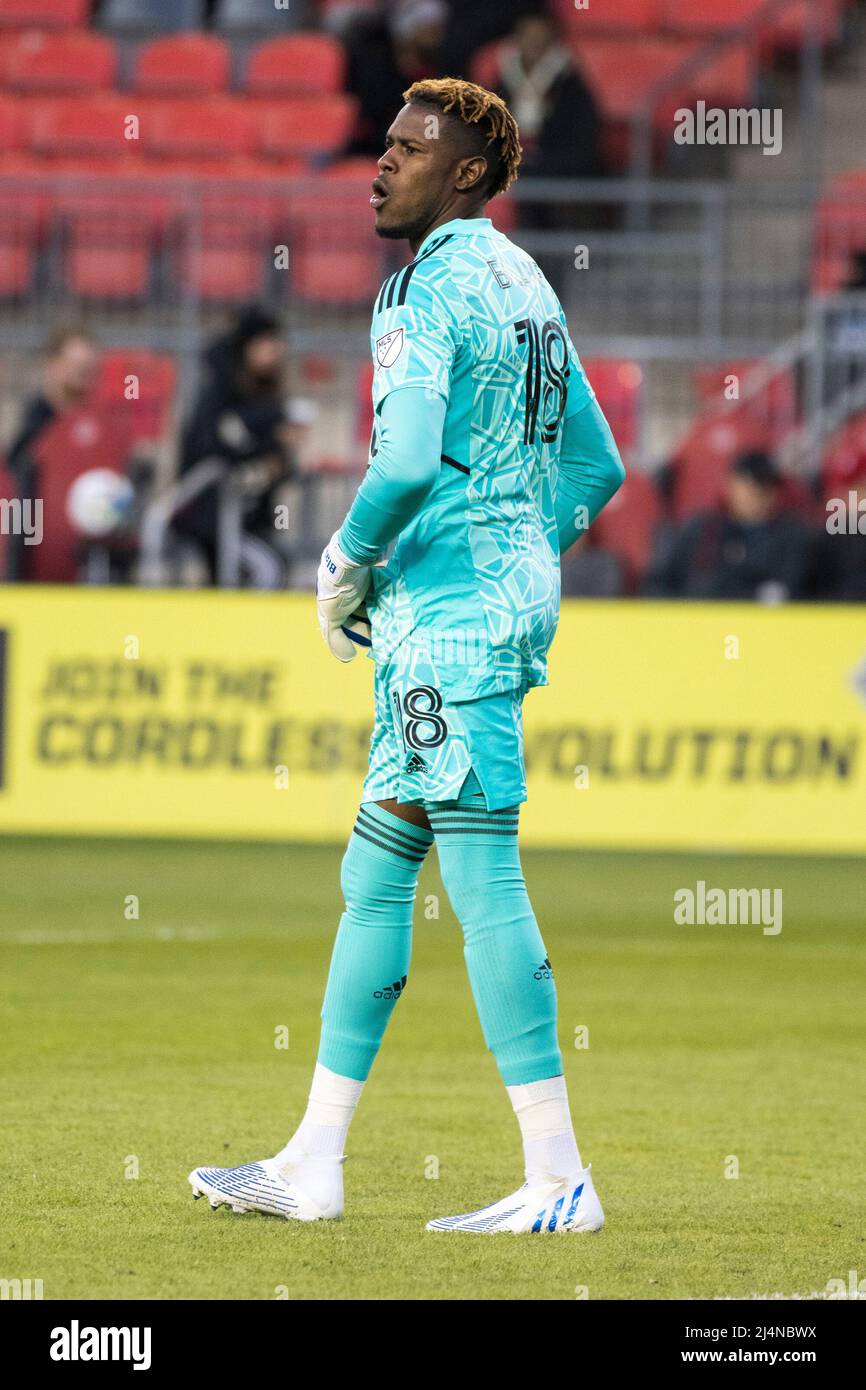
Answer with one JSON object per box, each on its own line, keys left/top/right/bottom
{"left": 427, "top": 771, "right": 562, "bottom": 1086}
{"left": 318, "top": 803, "right": 434, "bottom": 1082}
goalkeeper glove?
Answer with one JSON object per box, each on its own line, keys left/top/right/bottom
{"left": 316, "top": 531, "right": 372, "bottom": 663}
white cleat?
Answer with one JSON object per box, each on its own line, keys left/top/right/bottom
{"left": 426, "top": 1163, "right": 604, "bottom": 1234}
{"left": 188, "top": 1156, "right": 343, "bottom": 1222}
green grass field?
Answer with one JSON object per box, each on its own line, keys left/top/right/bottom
{"left": 1, "top": 835, "right": 863, "bottom": 1301}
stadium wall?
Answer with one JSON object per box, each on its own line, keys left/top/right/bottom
{"left": 0, "top": 587, "right": 862, "bottom": 854}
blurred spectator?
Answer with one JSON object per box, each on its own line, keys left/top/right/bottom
{"left": 6, "top": 326, "right": 99, "bottom": 483}
{"left": 825, "top": 249, "right": 866, "bottom": 404}
{"left": 811, "top": 447, "right": 866, "bottom": 601}
{"left": 173, "top": 306, "right": 296, "bottom": 589}
{"left": 560, "top": 534, "right": 625, "bottom": 597}
{"left": 439, "top": 0, "right": 543, "bottom": 80}
{"left": 5, "top": 325, "right": 100, "bottom": 581}
{"left": 342, "top": 1, "right": 446, "bottom": 156}
{"left": 643, "top": 451, "right": 812, "bottom": 601}
{"left": 497, "top": 13, "right": 604, "bottom": 180}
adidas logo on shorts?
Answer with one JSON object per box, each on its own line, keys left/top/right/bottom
{"left": 404, "top": 752, "right": 429, "bottom": 774}
{"left": 533, "top": 957, "right": 554, "bottom": 980}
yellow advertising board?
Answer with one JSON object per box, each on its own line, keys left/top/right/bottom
{"left": 0, "top": 586, "right": 864, "bottom": 853}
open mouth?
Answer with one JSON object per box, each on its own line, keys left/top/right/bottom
{"left": 370, "top": 182, "right": 389, "bottom": 209}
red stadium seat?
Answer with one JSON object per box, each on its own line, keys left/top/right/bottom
{"left": 488, "top": 194, "right": 518, "bottom": 235}
{"left": 550, "top": 0, "right": 660, "bottom": 34}
{"left": 0, "top": 93, "right": 27, "bottom": 149}
{"left": 583, "top": 357, "right": 643, "bottom": 460}
{"left": 670, "top": 411, "right": 774, "bottom": 518}
{"left": 96, "top": 350, "right": 177, "bottom": 443}
{"left": 759, "top": 0, "right": 845, "bottom": 57}
{"left": 29, "top": 96, "right": 146, "bottom": 160}
{"left": 132, "top": 34, "right": 231, "bottom": 95}
{"left": 323, "top": 156, "right": 378, "bottom": 180}
{"left": 0, "top": 29, "right": 116, "bottom": 93}
{"left": 0, "top": 201, "right": 38, "bottom": 295}
{"left": 246, "top": 34, "right": 346, "bottom": 95}
{"left": 822, "top": 411, "right": 866, "bottom": 491}
{"left": 144, "top": 98, "right": 256, "bottom": 160}
{"left": 658, "top": 0, "right": 765, "bottom": 35}
{"left": 591, "top": 469, "right": 661, "bottom": 589}
{"left": 572, "top": 36, "right": 754, "bottom": 168}
{"left": 254, "top": 94, "right": 357, "bottom": 160}
{"left": 0, "top": 0, "right": 89, "bottom": 27}
{"left": 813, "top": 171, "right": 866, "bottom": 292}
{"left": 692, "top": 360, "right": 797, "bottom": 435}
{"left": 63, "top": 209, "right": 153, "bottom": 300}
{"left": 285, "top": 188, "right": 385, "bottom": 303}
{"left": 167, "top": 173, "right": 297, "bottom": 301}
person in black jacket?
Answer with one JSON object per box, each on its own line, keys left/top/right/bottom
{"left": 173, "top": 307, "right": 295, "bottom": 588}
{"left": 643, "top": 451, "right": 813, "bottom": 602}
{"left": 497, "top": 12, "right": 604, "bottom": 181}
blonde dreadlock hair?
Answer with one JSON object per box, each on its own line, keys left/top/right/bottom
{"left": 402, "top": 77, "right": 523, "bottom": 199}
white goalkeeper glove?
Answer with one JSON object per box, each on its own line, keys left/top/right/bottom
{"left": 316, "top": 531, "right": 372, "bottom": 663}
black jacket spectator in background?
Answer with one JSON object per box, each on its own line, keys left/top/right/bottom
{"left": 439, "top": 0, "right": 544, "bottom": 80}
{"left": 497, "top": 13, "right": 604, "bottom": 180}
{"left": 341, "top": 1, "right": 446, "bottom": 157}
{"left": 174, "top": 307, "right": 295, "bottom": 587}
{"left": 644, "top": 451, "right": 813, "bottom": 601}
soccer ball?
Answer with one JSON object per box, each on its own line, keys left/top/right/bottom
{"left": 66, "top": 468, "right": 135, "bottom": 539}
{"left": 340, "top": 603, "right": 372, "bottom": 650}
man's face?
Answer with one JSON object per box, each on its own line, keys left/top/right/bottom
{"left": 726, "top": 473, "right": 777, "bottom": 524}
{"left": 50, "top": 337, "right": 99, "bottom": 401}
{"left": 515, "top": 16, "right": 554, "bottom": 69}
{"left": 243, "top": 333, "right": 285, "bottom": 383}
{"left": 372, "top": 103, "right": 472, "bottom": 243}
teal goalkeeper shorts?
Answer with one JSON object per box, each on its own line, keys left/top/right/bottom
{"left": 360, "top": 647, "right": 527, "bottom": 812}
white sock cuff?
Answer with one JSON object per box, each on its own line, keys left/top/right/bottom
{"left": 506, "top": 1075, "right": 572, "bottom": 1141}
{"left": 306, "top": 1064, "right": 365, "bottom": 1126}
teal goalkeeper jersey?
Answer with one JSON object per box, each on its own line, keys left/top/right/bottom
{"left": 363, "top": 214, "right": 596, "bottom": 703}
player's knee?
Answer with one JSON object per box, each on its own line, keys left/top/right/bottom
{"left": 340, "top": 825, "right": 419, "bottom": 928}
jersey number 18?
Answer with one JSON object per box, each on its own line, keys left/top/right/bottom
{"left": 514, "top": 318, "right": 569, "bottom": 446}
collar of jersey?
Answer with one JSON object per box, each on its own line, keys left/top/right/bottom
{"left": 414, "top": 217, "right": 493, "bottom": 259}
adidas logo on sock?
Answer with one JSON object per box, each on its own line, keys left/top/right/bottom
{"left": 404, "top": 752, "right": 429, "bottom": 773}
{"left": 533, "top": 957, "right": 554, "bottom": 980}
{"left": 374, "top": 975, "right": 407, "bottom": 1000}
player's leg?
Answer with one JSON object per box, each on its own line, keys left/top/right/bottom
{"left": 189, "top": 665, "right": 434, "bottom": 1220}
{"left": 188, "top": 799, "right": 433, "bottom": 1220}
{"left": 423, "top": 695, "right": 603, "bottom": 1234}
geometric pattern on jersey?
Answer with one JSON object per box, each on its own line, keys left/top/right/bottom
{"left": 364, "top": 215, "right": 596, "bottom": 706}
{"left": 360, "top": 631, "right": 527, "bottom": 811}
